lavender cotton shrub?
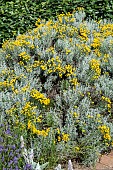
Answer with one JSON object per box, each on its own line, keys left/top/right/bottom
{"left": 0, "top": 9, "right": 113, "bottom": 168}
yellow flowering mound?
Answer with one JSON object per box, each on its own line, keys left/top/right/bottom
{"left": 1, "top": 9, "right": 113, "bottom": 168}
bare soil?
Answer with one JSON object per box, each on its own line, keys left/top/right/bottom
{"left": 60, "top": 150, "right": 113, "bottom": 170}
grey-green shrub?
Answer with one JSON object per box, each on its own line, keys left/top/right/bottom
{"left": 1, "top": 10, "right": 113, "bottom": 168}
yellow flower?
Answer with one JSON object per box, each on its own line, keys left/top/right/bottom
{"left": 87, "top": 115, "right": 93, "bottom": 118}
{"left": 57, "top": 128, "right": 60, "bottom": 134}
{"left": 21, "top": 84, "right": 30, "bottom": 92}
{"left": 105, "top": 143, "right": 110, "bottom": 146}
{"left": 70, "top": 18, "right": 75, "bottom": 22}
{"left": 111, "top": 140, "right": 113, "bottom": 146}
{"left": 73, "top": 112, "right": 79, "bottom": 118}
{"left": 69, "top": 78, "right": 79, "bottom": 88}
{"left": 91, "top": 38, "right": 101, "bottom": 48}
{"left": 35, "top": 18, "right": 41, "bottom": 26}
{"left": 36, "top": 129, "right": 42, "bottom": 135}
{"left": 30, "top": 89, "right": 50, "bottom": 105}
{"left": 43, "top": 98, "right": 50, "bottom": 105}
{"left": 94, "top": 48, "right": 101, "bottom": 57}
{"left": 107, "top": 104, "right": 111, "bottom": 108}
{"left": 82, "top": 129, "right": 86, "bottom": 133}
{"left": 65, "top": 48, "right": 71, "bottom": 55}
{"left": 32, "top": 124, "right": 38, "bottom": 134}
{"left": 41, "top": 130, "right": 48, "bottom": 137}
{"left": 14, "top": 89, "right": 19, "bottom": 94}
{"left": 19, "top": 51, "right": 30, "bottom": 62}
{"left": 62, "top": 133, "right": 69, "bottom": 142}
{"left": 101, "top": 96, "right": 112, "bottom": 112}
{"left": 27, "top": 120, "right": 32, "bottom": 129}
{"left": 104, "top": 134, "right": 111, "bottom": 141}
{"left": 89, "top": 59, "right": 101, "bottom": 79}
{"left": 98, "top": 125, "right": 111, "bottom": 141}
{"left": 37, "top": 115, "right": 42, "bottom": 123}
{"left": 97, "top": 114, "right": 101, "bottom": 118}
{"left": 40, "top": 65, "right": 47, "bottom": 70}
{"left": 75, "top": 146, "right": 80, "bottom": 151}
{"left": 58, "top": 136, "right": 61, "bottom": 142}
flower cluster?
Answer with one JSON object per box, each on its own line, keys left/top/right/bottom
{"left": 55, "top": 128, "right": 70, "bottom": 143}
{"left": 98, "top": 125, "right": 111, "bottom": 141}
{"left": 101, "top": 96, "right": 112, "bottom": 113}
{"left": 27, "top": 121, "right": 50, "bottom": 137}
{"left": 18, "top": 51, "right": 31, "bottom": 65}
{"left": 21, "top": 102, "right": 37, "bottom": 117}
{"left": 89, "top": 59, "right": 101, "bottom": 79}
{"left": 30, "top": 89, "right": 50, "bottom": 105}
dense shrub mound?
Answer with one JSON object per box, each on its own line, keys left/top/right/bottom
{"left": 1, "top": 10, "right": 113, "bottom": 169}
{"left": 0, "top": 0, "right": 113, "bottom": 47}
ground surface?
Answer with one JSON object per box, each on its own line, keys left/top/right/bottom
{"left": 61, "top": 150, "right": 113, "bottom": 170}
